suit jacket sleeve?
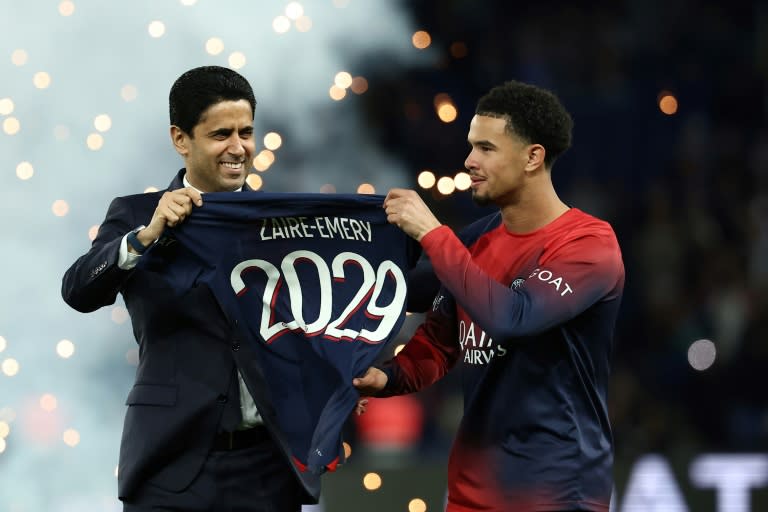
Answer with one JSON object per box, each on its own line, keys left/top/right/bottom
{"left": 61, "top": 196, "right": 140, "bottom": 313}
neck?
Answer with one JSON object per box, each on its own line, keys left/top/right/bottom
{"left": 183, "top": 173, "right": 206, "bottom": 194}
{"left": 499, "top": 181, "right": 569, "bottom": 234}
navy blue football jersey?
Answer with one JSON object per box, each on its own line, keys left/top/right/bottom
{"left": 152, "top": 192, "right": 420, "bottom": 474}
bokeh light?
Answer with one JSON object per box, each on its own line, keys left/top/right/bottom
{"left": 2, "top": 358, "right": 20, "bottom": 377}
{"left": 409, "top": 498, "right": 427, "bottom": 512}
{"left": 33, "top": 71, "right": 52, "bottom": 89}
{"left": 363, "top": 472, "right": 382, "bottom": 491}
{"left": 87, "top": 133, "right": 104, "bottom": 150}
{"left": 16, "top": 162, "right": 34, "bottom": 180}
{"left": 205, "top": 37, "right": 224, "bottom": 55}
{"left": 454, "top": 171, "right": 471, "bottom": 190}
{"left": 264, "top": 132, "right": 282, "bottom": 150}
{"left": 350, "top": 76, "right": 368, "bottom": 95}
{"left": 62, "top": 428, "right": 80, "bottom": 447}
{"left": 412, "top": 30, "right": 431, "bottom": 49}
{"left": 659, "top": 92, "right": 678, "bottom": 115}
{"left": 319, "top": 184, "right": 337, "bottom": 193}
{"left": 11, "top": 49, "right": 28, "bottom": 66}
{"left": 329, "top": 85, "right": 347, "bottom": 101}
{"left": 253, "top": 150, "right": 275, "bottom": 171}
{"left": 58, "top": 1, "right": 75, "bottom": 16}
{"left": 285, "top": 1, "right": 304, "bottom": 19}
{"left": 228, "top": 51, "right": 246, "bottom": 69}
{"left": 56, "top": 339, "right": 75, "bottom": 359}
{"left": 343, "top": 441, "right": 352, "bottom": 458}
{"left": 357, "top": 183, "right": 375, "bottom": 194}
{"left": 335, "top": 71, "right": 353, "bottom": 89}
{"left": 88, "top": 225, "right": 99, "bottom": 241}
{"left": 3, "top": 117, "right": 21, "bottom": 135}
{"left": 40, "top": 394, "right": 58, "bottom": 412}
{"left": 52, "top": 200, "right": 70, "bottom": 217}
{"left": 0, "top": 98, "right": 14, "bottom": 115}
{"left": 148, "top": 20, "right": 166, "bottom": 38}
{"left": 295, "top": 15, "right": 313, "bottom": 32}
{"left": 273, "top": 15, "right": 291, "bottom": 34}
{"left": 120, "top": 84, "right": 138, "bottom": 102}
{"left": 94, "top": 114, "right": 112, "bottom": 132}
{"left": 0, "top": 421, "right": 9, "bottom": 438}
{"left": 44, "top": 199, "right": 64, "bottom": 221}
{"left": 144, "top": 186, "right": 159, "bottom": 193}
{"left": 436, "top": 176, "right": 456, "bottom": 195}
{"left": 434, "top": 93, "right": 457, "bottom": 123}
{"left": 246, "top": 173, "right": 263, "bottom": 190}
{"left": 688, "top": 339, "right": 717, "bottom": 371}
{"left": 0, "top": 336, "right": 6, "bottom": 353}
{"left": 437, "top": 102, "right": 458, "bottom": 123}
{"left": 417, "top": 170, "right": 436, "bottom": 189}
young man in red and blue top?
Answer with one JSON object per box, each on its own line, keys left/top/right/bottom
{"left": 355, "top": 80, "right": 625, "bottom": 511}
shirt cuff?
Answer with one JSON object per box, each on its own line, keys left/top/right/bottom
{"left": 420, "top": 225, "right": 452, "bottom": 252}
{"left": 118, "top": 233, "right": 141, "bottom": 270}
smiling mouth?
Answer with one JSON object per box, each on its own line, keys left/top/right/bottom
{"left": 220, "top": 161, "right": 244, "bottom": 170}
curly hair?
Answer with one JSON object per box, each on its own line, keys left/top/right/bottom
{"left": 475, "top": 81, "right": 573, "bottom": 168}
{"left": 169, "top": 66, "right": 256, "bottom": 136}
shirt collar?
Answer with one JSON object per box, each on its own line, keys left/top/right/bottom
{"left": 182, "top": 173, "right": 243, "bottom": 193}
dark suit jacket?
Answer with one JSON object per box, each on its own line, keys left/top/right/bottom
{"left": 61, "top": 169, "right": 320, "bottom": 502}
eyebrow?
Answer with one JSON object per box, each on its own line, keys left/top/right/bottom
{"left": 468, "top": 138, "right": 498, "bottom": 148}
{"left": 207, "top": 126, "right": 253, "bottom": 137}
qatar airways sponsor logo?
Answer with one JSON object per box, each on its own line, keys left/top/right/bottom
{"left": 458, "top": 320, "right": 507, "bottom": 365}
{"left": 528, "top": 268, "right": 574, "bottom": 296}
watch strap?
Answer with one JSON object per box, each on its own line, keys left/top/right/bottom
{"left": 126, "top": 227, "right": 150, "bottom": 255}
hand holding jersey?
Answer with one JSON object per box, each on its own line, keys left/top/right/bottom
{"left": 128, "top": 188, "right": 204, "bottom": 254}
{"left": 383, "top": 188, "right": 442, "bottom": 242}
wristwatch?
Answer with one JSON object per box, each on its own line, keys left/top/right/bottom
{"left": 126, "top": 226, "right": 151, "bottom": 255}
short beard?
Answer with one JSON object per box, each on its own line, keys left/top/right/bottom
{"left": 471, "top": 191, "right": 492, "bottom": 207}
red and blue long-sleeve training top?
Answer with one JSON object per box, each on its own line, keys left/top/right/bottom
{"left": 380, "top": 208, "right": 624, "bottom": 512}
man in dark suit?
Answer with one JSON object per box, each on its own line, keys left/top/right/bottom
{"left": 62, "top": 66, "right": 319, "bottom": 511}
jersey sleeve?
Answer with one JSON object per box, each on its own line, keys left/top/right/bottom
{"left": 405, "top": 212, "right": 502, "bottom": 313}
{"left": 420, "top": 225, "right": 624, "bottom": 344}
{"left": 379, "top": 287, "right": 461, "bottom": 395}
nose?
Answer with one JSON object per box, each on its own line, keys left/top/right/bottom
{"left": 228, "top": 134, "right": 245, "bottom": 156}
{"left": 464, "top": 149, "right": 477, "bottom": 172}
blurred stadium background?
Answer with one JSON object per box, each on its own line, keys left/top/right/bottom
{"left": 2, "top": 0, "right": 767, "bottom": 511}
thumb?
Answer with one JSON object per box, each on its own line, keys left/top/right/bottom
{"left": 352, "top": 367, "right": 374, "bottom": 387}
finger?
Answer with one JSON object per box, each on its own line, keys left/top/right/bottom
{"left": 384, "top": 188, "right": 407, "bottom": 205}
{"left": 168, "top": 192, "right": 194, "bottom": 208}
{"left": 180, "top": 187, "right": 203, "bottom": 207}
{"left": 164, "top": 202, "right": 190, "bottom": 223}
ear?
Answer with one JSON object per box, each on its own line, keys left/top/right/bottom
{"left": 170, "top": 125, "right": 189, "bottom": 156}
{"left": 524, "top": 144, "right": 546, "bottom": 172}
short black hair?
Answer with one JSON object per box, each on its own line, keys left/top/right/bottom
{"left": 475, "top": 80, "right": 573, "bottom": 168}
{"left": 169, "top": 66, "right": 256, "bottom": 136}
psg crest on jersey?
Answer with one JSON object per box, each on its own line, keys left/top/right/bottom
{"left": 510, "top": 277, "right": 526, "bottom": 289}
